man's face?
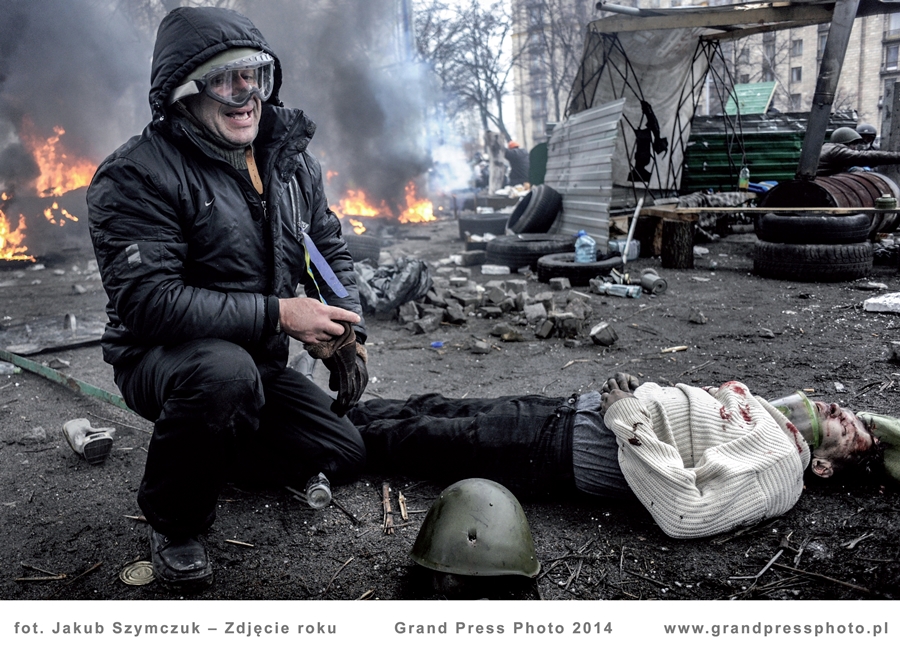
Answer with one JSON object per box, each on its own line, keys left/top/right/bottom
{"left": 810, "top": 402, "right": 874, "bottom": 477}
{"left": 185, "top": 90, "right": 261, "bottom": 148}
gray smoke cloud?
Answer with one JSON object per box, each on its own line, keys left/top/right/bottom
{"left": 249, "top": 0, "right": 432, "bottom": 213}
{"left": 0, "top": 0, "right": 150, "bottom": 194}
{"left": 0, "top": 0, "right": 433, "bottom": 216}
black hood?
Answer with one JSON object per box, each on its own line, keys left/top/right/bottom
{"left": 148, "top": 6, "right": 283, "bottom": 121}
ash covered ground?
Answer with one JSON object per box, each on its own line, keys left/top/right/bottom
{"left": 1, "top": 214, "right": 899, "bottom": 601}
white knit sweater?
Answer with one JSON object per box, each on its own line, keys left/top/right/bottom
{"left": 603, "top": 381, "right": 811, "bottom": 539}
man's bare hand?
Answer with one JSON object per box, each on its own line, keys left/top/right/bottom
{"left": 600, "top": 372, "right": 640, "bottom": 415}
{"left": 278, "top": 297, "right": 360, "bottom": 344}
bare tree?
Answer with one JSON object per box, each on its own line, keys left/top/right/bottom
{"left": 413, "top": 0, "right": 519, "bottom": 140}
{"left": 108, "top": 0, "right": 245, "bottom": 34}
{"left": 514, "top": 0, "right": 591, "bottom": 125}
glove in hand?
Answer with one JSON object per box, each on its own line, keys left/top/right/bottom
{"left": 308, "top": 321, "right": 368, "bottom": 416}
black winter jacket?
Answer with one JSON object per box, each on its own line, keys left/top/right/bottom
{"left": 87, "top": 7, "right": 364, "bottom": 375}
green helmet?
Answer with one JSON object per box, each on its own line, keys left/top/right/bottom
{"left": 830, "top": 127, "right": 863, "bottom": 145}
{"left": 410, "top": 478, "right": 540, "bottom": 578}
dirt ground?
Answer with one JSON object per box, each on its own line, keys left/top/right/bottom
{"left": 1, "top": 210, "right": 899, "bottom": 602}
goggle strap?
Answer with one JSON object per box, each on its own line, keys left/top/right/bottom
{"left": 169, "top": 80, "right": 201, "bottom": 105}
{"left": 245, "top": 147, "right": 263, "bottom": 195}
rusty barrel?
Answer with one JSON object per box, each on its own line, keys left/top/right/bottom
{"left": 761, "top": 171, "right": 900, "bottom": 235}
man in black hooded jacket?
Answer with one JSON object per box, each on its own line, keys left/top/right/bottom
{"left": 87, "top": 6, "right": 368, "bottom": 589}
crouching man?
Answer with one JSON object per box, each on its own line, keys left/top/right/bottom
{"left": 88, "top": 6, "right": 368, "bottom": 589}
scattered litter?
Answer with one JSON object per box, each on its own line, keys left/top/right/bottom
{"left": 354, "top": 258, "right": 433, "bottom": 315}
{"left": 660, "top": 345, "right": 688, "bottom": 353}
{"left": 430, "top": 341, "right": 444, "bottom": 349}
{"left": 481, "top": 264, "right": 510, "bottom": 275}
{"left": 864, "top": 292, "right": 900, "bottom": 313}
{"left": 834, "top": 381, "right": 846, "bottom": 393}
{"left": 857, "top": 281, "right": 888, "bottom": 291}
{"left": 119, "top": 561, "right": 155, "bottom": 586}
{"left": 0, "top": 363, "right": 22, "bottom": 375}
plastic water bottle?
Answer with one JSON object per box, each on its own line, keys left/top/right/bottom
{"left": 594, "top": 281, "right": 642, "bottom": 298}
{"left": 737, "top": 166, "right": 750, "bottom": 191}
{"left": 574, "top": 230, "right": 596, "bottom": 263}
{"left": 304, "top": 472, "right": 332, "bottom": 509}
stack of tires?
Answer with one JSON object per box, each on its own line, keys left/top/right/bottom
{"left": 753, "top": 212, "right": 873, "bottom": 282}
{"left": 485, "top": 185, "right": 570, "bottom": 270}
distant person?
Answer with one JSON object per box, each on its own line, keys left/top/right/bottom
{"left": 349, "top": 374, "right": 893, "bottom": 540}
{"left": 504, "top": 141, "right": 530, "bottom": 187}
{"left": 817, "top": 127, "right": 900, "bottom": 176}
{"left": 87, "top": 6, "right": 369, "bottom": 590}
{"left": 856, "top": 123, "right": 878, "bottom": 150}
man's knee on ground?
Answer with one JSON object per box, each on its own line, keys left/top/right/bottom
{"left": 171, "top": 340, "right": 264, "bottom": 417}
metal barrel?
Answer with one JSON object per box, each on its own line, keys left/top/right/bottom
{"left": 760, "top": 171, "right": 900, "bottom": 235}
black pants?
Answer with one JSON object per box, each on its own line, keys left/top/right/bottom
{"left": 347, "top": 393, "right": 577, "bottom": 499}
{"left": 115, "top": 338, "right": 365, "bottom": 538}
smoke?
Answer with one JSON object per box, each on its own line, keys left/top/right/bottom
{"left": 0, "top": 0, "right": 150, "bottom": 194}
{"left": 0, "top": 0, "right": 435, "bottom": 214}
{"left": 249, "top": 0, "right": 433, "bottom": 212}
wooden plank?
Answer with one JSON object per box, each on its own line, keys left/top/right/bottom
{"left": 588, "top": 4, "right": 835, "bottom": 35}
{"left": 672, "top": 206, "right": 884, "bottom": 213}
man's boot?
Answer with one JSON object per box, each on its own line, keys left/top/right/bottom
{"left": 149, "top": 528, "right": 213, "bottom": 589}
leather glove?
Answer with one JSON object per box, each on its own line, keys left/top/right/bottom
{"left": 306, "top": 321, "right": 368, "bottom": 416}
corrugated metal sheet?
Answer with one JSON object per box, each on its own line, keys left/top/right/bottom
{"left": 725, "top": 82, "right": 777, "bottom": 115}
{"left": 544, "top": 98, "right": 625, "bottom": 249}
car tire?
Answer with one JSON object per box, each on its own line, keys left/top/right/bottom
{"left": 753, "top": 240, "right": 873, "bottom": 282}
{"left": 485, "top": 234, "right": 576, "bottom": 270}
{"left": 343, "top": 234, "right": 382, "bottom": 263}
{"left": 458, "top": 213, "right": 510, "bottom": 241}
{"left": 536, "top": 252, "right": 623, "bottom": 286}
{"left": 506, "top": 184, "right": 563, "bottom": 234}
{"left": 754, "top": 212, "right": 871, "bottom": 245}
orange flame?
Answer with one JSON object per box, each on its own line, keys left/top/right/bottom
{"left": 0, "top": 200, "right": 34, "bottom": 262}
{"left": 1, "top": 122, "right": 97, "bottom": 260}
{"left": 398, "top": 182, "right": 435, "bottom": 224}
{"left": 20, "top": 122, "right": 96, "bottom": 197}
{"left": 331, "top": 189, "right": 392, "bottom": 218}
{"left": 330, "top": 181, "right": 435, "bottom": 234}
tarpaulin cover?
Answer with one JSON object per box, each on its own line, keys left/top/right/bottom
{"left": 354, "top": 257, "right": 433, "bottom": 315}
{"left": 568, "top": 28, "right": 709, "bottom": 192}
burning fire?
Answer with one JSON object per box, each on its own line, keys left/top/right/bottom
{"left": 21, "top": 122, "right": 96, "bottom": 197}
{"left": 330, "top": 181, "right": 435, "bottom": 235}
{"left": 0, "top": 122, "right": 96, "bottom": 260}
{"left": 398, "top": 182, "right": 435, "bottom": 224}
{"left": 0, "top": 194, "right": 32, "bottom": 261}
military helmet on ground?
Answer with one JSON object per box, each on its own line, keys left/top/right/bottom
{"left": 410, "top": 478, "right": 540, "bottom": 577}
{"left": 830, "top": 127, "right": 863, "bottom": 145}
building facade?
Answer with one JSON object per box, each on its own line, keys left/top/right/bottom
{"left": 511, "top": 0, "right": 900, "bottom": 150}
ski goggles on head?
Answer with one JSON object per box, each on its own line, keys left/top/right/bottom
{"left": 169, "top": 50, "right": 275, "bottom": 107}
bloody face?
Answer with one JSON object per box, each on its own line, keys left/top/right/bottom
{"left": 810, "top": 402, "right": 875, "bottom": 477}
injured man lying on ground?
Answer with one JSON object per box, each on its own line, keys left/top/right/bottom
{"left": 347, "top": 374, "right": 896, "bottom": 539}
